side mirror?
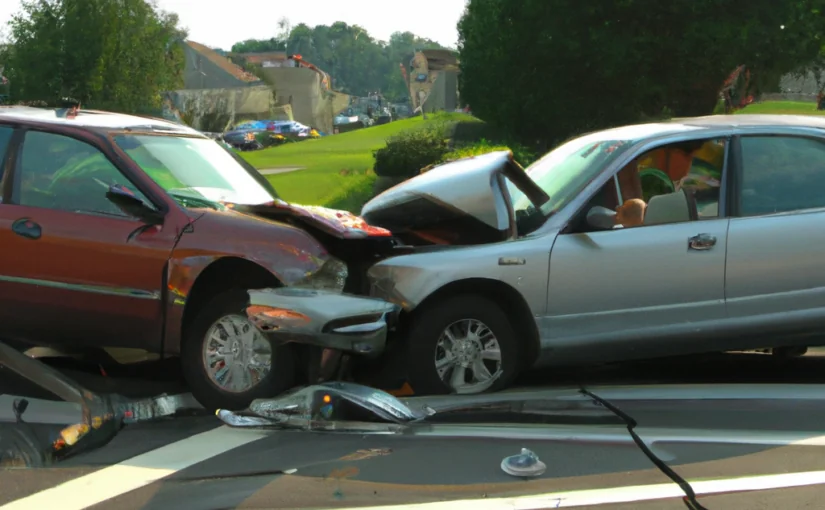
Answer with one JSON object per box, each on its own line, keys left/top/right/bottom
{"left": 105, "top": 184, "right": 163, "bottom": 224}
{"left": 586, "top": 206, "right": 617, "bottom": 230}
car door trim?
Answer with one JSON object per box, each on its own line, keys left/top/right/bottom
{"left": 0, "top": 274, "right": 161, "bottom": 300}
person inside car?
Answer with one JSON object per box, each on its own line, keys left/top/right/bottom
{"left": 615, "top": 198, "right": 647, "bottom": 227}
{"left": 614, "top": 139, "right": 723, "bottom": 226}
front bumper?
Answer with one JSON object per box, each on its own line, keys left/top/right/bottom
{"left": 246, "top": 288, "right": 400, "bottom": 358}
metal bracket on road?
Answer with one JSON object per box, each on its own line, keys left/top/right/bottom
{"left": 0, "top": 341, "right": 197, "bottom": 467}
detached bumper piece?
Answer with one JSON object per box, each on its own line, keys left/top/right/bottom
{"left": 246, "top": 288, "right": 400, "bottom": 358}
{"left": 0, "top": 341, "right": 195, "bottom": 467}
{"left": 216, "top": 381, "right": 428, "bottom": 433}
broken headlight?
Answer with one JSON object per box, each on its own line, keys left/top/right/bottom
{"left": 293, "top": 257, "right": 348, "bottom": 293}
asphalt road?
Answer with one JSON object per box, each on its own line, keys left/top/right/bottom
{"left": 3, "top": 350, "right": 825, "bottom": 509}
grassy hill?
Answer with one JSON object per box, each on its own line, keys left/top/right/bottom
{"left": 241, "top": 112, "right": 474, "bottom": 208}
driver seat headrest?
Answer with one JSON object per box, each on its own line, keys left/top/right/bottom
{"left": 643, "top": 189, "right": 698, "bottom": 226}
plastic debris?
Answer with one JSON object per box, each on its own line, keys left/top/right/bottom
{"left": 500, "top": 448, "right": 547, "bottom": 478}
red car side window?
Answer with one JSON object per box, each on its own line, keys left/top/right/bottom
{"left": 15, "top": 131, "right": 150, "bottom": 216}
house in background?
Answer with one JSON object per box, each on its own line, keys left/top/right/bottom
{"left": 163, "top": 41, "right": 284, "bottom": 132}
{"left": 229, "top": 51, "right": 351, "bottom": 134}
{"left": 182, "top": 40, "right": 261, "bottom": 89}
{"left": 409, "top": 49, "right": 460, "bottom": 114}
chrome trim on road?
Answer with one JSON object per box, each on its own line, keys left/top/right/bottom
{"left": 0, "top": 275, "right": 161, "bottom": 300}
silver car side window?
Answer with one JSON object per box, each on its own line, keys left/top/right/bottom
{"left": 739, "top": 136, "right": 825, "bottom": 216}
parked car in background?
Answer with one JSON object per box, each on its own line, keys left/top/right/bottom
{"left": 356, "top": 115, "right": 825, "bottom": 396}
{"left": 0, "top": 106, "right": 400, "bottom": 410}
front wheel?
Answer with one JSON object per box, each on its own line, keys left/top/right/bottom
{"left": 181, "top": 290, "right": 295, "bottom": 411}
{"left": 405, "top": 295, "right": 521, "bottom": 395}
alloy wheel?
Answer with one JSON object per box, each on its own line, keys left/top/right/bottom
{"left": 203, "top": 314, "right": 272, "bottom": 393}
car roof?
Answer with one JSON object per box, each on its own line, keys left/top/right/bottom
{"left": 673, "top": 114, "right": 825, "bottom": 129}
{"left": 0, "top": 106, "right": 203, "bottom": 136}
{"left": 585, "top": 114, "right": 825, "bottom": 143}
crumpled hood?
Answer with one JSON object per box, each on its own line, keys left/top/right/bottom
{"left": 360, "top": 151, "right": 547, "bottom": 245}
{"left": 229, "top": 200, "right": 393, "bottom": 240}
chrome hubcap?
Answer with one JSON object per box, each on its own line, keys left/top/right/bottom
{"left": 435, "top": 319, "right": 502, "bottom": 394}
{"left": 203, "top": 314, "right": 272, "bottom": 393}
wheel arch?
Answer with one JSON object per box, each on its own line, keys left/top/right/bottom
{"left": 181, "top": 256, "right": 282, "bottom": 337}
{"left": 407, "top": 277, "right": 540, "bottom": 369}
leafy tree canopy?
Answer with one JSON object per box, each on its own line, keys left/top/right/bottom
{"left": 458, "top": 0, "right": 825, "bottom": 146}
{"left": 231, "top": 21, "right": 446, "bottom": 101}
{"left": 2, "top": 0, "right": 186, "bottom": 113}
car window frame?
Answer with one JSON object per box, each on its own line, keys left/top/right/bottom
{"left": 731, "top": 133, "right": 825, "bottom": 218}
{"left": 0, "top": 124, "right": 21, "bottom": 204}
{"left": 560, "top": 133, "right": 733, "bottom": 234}
{"left": 8, "top": 126, "right": 166, "bottom": 220}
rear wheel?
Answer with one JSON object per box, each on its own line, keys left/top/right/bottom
{"left": 405, "top": 295, "right": 521, "bottom": 395}
{"left": 181, "top": 290, "right": 294, "bottom": 411}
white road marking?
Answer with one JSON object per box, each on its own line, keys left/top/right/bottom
{"left": 0, "top": 426, "right": 268, "bottom": 510}
{"left": 330, "top": 469, "right": 825, "bottom": 509}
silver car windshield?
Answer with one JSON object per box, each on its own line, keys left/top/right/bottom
{"left": 508, "top": 135, "right": 633, "bottom": 217}
{"left": 114, "top": 134, "right": 277, "bottom": 206}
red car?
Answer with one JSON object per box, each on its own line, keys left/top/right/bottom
{"left": 0, "top": 106, "right": 399, "bottom": 410}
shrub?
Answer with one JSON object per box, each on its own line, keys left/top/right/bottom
{"left": 430, "top": 138, "right": 539, "bottom": 173}
{"left": 373, "top": 124, "right": 451, "bottom": 178}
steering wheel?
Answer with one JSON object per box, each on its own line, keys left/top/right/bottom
{"left": 639, "top": 168, "right": 675, "bottom": 190}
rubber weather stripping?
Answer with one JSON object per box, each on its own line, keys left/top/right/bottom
{"left": 579, "top": 387, "right": 710, "bottom": 510}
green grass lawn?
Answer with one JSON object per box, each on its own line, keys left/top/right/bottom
{"left": 737, "top": 100, "right": 825, "bottom": 115}
{"left": 241, "top": 112, "right": 473, "bottom": 208}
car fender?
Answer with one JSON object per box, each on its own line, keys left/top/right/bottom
{"left": 367, "top": 233, "right": 557, "bottom": 318}
{"left": 161, "top": 210, "right": 331, "bottom": 355}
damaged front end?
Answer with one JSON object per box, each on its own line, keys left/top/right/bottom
{"left": 360, "top": 150, "right": 549, "bottom": 246}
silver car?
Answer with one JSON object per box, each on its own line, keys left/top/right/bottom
{"left": 358, "top": 114, "right": 825, "bottom": 395}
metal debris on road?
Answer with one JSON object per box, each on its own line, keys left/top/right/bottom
{"left": 0, "top": 340, "right": 202, "bottom": 466}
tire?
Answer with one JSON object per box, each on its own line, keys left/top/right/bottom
{"left": 405, "top": 294, "right": 521, "bottom": 396}
{"left": 181, "top": 289, "right": 295, "bottom": 411}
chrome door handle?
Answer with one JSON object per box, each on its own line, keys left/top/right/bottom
{"left": 688, "top": 233, "right": 716, "bottom": 251}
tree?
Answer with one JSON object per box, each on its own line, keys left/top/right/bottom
{"left": 458, "top": 0, "right": 825, "bottom": 146}
{"left": 3, "top": 0, "right": 186, "bottom": 113}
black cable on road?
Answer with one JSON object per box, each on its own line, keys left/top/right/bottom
{"left": 579, "top": 388, "right": 709, "bottom": 510}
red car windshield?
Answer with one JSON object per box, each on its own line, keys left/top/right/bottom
{"left": 115, "top": 134, "right": 277, "bottom": 206}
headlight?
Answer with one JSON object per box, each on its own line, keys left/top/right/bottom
{"left": 292, "top": 257, "right": 348, "bottom": 293}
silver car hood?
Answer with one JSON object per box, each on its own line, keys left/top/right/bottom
{"left": 360, "top": 151, "right": 548, "bottom": 245}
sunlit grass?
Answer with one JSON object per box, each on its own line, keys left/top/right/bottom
{"left": 241, "top": 112, "right": 473, "bottom": 208}
{"left": 737, "top": 100, "right": 824, "bottom": 116}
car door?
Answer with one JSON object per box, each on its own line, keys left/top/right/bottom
{"left": 542, "top": 137, "right": 730, "bottom": 362}
{"left": 724, "top": 133, "right": 825, "bottom": 337}
{"left": 0, "top": 128, "right": 181, "bottom": 351}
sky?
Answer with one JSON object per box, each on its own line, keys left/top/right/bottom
{"left": 0, "top": 0, "right": 468, "bottom": 50}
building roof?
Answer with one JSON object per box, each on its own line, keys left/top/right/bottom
{"left": 417, "top": 49, "right": 460, "bottom": 72}
{"left": 185, "top": 40, "right": 261, "bottom": 83}
{"left": 233, "top": 51, "right": 289, "bottom": 65}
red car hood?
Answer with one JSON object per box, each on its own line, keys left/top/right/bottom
{"left": 228, "top": 200, "right": 392, "bottom": 240}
